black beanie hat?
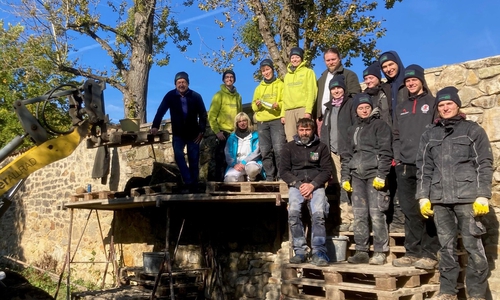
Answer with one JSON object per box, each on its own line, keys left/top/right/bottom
{"left": 329, "top": 74, "right": 346, "bottom": 91}
{"left": 289, "top": 47, "right": 304, "bottom": 59}
{"left": 222, "top": 70, "right": 236, "bottom": 83}
{"left": 174, "top": 71, "right": 189, "bottom": 84}
{"left": 353, "top": 93, "right": 373, "bottom": 109}
{"left": 404, "top": 64, "right": 425, "bottom": 83}
{"left": 436, "top": 86, "right": 462, "bottom": 107}
{"left": 260, "top": 59, "right": 274, "bottom": 69}
{"left": 379, "top": 52, "right": 398, "bottom": 66}
{"left": 363, "top": 61, "right": 381, "bottom": 80}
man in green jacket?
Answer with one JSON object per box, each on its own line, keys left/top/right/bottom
{"left": 208, "top": 69, "right": 242, "bottom": 181}
{"left": 282, "top": 47, "right": 318, "bottom": 142}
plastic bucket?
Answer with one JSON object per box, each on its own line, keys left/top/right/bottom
{"left": 143, "top": 252, "right": 167, "bottom": 274}
{"left": 326, "top": 236, "right": 349, "bottom": 262}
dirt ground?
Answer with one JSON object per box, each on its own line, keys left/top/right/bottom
{"left": 0, "top": 269, "right": 55, "bottom": 300}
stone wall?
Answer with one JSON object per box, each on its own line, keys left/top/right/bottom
{"left": 0, "top": 55, "right": 499, "bottom": 299}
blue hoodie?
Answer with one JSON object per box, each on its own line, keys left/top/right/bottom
{"left": 379, "top": 51, "right": 405, "bottom": 117}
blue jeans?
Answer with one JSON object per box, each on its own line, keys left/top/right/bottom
{"left": 172, "top": 135, "right": 200, "bottom": 186}
{"left": 257, "top": 119, "right": 285, "bottom": 180}
{"left": 288, "top": 187, "right": 328, "bottom": 255}
{"left": 351, "top": 177, "right": 389, "bottom": 252}
{"left": 433, "top": 203, "right": 489, "bottom": 298}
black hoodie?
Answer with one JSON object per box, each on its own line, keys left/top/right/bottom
{"left": 378, "top": 50, "right": 407, "bottom": 118}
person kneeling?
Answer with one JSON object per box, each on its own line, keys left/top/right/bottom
{"left": 224, "top": 112, "right": 264, "bottom": 182}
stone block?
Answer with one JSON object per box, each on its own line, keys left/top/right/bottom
{"left": 459, "top": 85, "right": 484, "bottom": 106}
{"left": 436, "top": 64, "right": 467, "bottom": 89}
{"left": 465, "top": 70, "right": 480, "bottom": 85}
{"left": 483, "top": 107, "right": 500, "bottom": 142}
{"left": 478, "top": 77, "right": 500, "bottom": 95}
{"left": 472, "top": 95, "right": 497, "bottom": 109}
{"left": 490, "top": 191, "right": 500, "bottom": 207}
{"left": 478, "top": 65, "right": 500, "bottom": 79}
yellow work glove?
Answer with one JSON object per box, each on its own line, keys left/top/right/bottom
{"left": 419, "top": 198, "right": 433, "bottom": 219}
{"left": 342, "top": 181, "right": 353, "bottom": 193}
{"left": 372, "top": 177, "right": 385, "bottom": 190}
{"left": 473, "top": 197, "right": 489, "bottom": 217}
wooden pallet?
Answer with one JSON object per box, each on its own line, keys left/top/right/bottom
{"left": 70, "top": 191, "right": 117, "bottom": 202}
{"left": 281, "top": 263, "right": 440, "bottom": 300}
{"left": 119, "top": 266, "right": 207, "bottom": 298}
{"left": 130, "top": 182, "right": 178, "bottom": 196}
{"left": 206, "top": 181, "right": 289, "bottom": 195}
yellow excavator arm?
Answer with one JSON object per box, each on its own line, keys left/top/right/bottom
{"left": 0, "top": 123, "right": 89, "bottom": 196}
{"left": 0, "top": 79, "right": 108, "bottom": 217}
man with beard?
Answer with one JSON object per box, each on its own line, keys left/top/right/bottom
{"left": 280, "top": 118, "right": 332, "bottom": 266}
{"left": 315, "top": 47, "right": 360, "bottom": 132}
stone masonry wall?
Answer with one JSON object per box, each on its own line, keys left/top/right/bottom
{"left": 0, "top": 55, "right": 499, "bottom": 299}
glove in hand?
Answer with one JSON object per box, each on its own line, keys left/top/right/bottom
{"left": 342, "top": 181, "right": 353, "bottom": 193}
{"left": 473, "top": 197, "right": 489, "bottom": 216}
{"left": 373, "top": 177, "right": 385, "bottom": 190}
{"left": 419, "top": 198, "right": 433, "bottom": 219}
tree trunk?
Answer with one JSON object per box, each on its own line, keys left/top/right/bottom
{"left": 123, "top": 0, "right": 155, "bottom": 123}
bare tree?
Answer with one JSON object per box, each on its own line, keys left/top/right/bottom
{"left": 5, "top": 0, "right": 191, "bottom": 122}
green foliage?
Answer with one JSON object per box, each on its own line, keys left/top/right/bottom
{"left": 196, "top": 0, "right": 403, "bottom": 77}
{"left": 0, "top": 21, "right": 76, "bottom": 149}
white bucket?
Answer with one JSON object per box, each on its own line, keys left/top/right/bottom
{"left": 326, "top": 236, "right": 349, "bottom": 262}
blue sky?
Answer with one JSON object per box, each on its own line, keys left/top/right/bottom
{"left": 12, "top": 0, "right": 500, "bottom": 123}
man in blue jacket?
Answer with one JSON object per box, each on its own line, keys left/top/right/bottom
{"left": 151, "top": 71, "right": 207, "bottom": 193}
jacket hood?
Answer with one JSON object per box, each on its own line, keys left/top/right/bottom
{"left": 293, "top": 133, "right": 319, "bottom": 146}
{"left": 287, "top": 60, "right": 308, "bottom": 74}
{"left": 219, "top": 83, "right": 238, "bottom": 95}
{"left": 379, "top": 50, "right": 405, "bottom": 83}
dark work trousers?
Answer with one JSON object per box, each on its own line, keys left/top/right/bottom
{"left": 388, "top": 166, "right": 405, "bottom": 229}
{"left": 209, "top": 131, "right": 230, "bottom": 182}
{"left": 395, "top": 164, "right": 440, "bottom": 259}
{"left": 257, "top": 119, "right": 285, "bottom": 181}
{"left": 351, "top": 177, "right": 389, "bottom": 253}
{"left": 433, "top": 204, "right": 489, "bottom": 298}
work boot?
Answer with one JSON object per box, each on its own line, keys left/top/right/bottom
{"left": 289, "top": 254, "right": 306, "bottom": 264}
{"left": 392, "top": 255, "right": 419, "bottom": 267}
{"left": 414, "top": 257, "right": 438, "bottom": 270}
{"left": 347, "top": 251, "right": 369, "bottom": 264}
{"left": 369, "top": 252, "right": 386, "bottom": 265}
{"left": 430, "top": 293, "right": 458, "bottom": 300}
{"left": 310, "top": 252, "right": 329, "bottom": 266}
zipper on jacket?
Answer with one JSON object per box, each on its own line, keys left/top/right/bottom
{"left": 403, "top": 164, "right": 406, "bottom": 176}
{"left": 412, "top": 99, "right": 417, "bottom": 114}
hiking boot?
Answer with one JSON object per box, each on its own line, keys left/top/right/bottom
{"left": 289, "top": 254, "right": 306, "bottom": 264}
{"left": 430, "top": 293, "right": 458, "bottom": 300}
{"left": 369, "top": 252, "right": 386, "bottom": 265}
{"left": 392, "top": 255, "right": 419, "bottom": 267}
{"left": 414, "top": 257, "right": 438, "bottom": 270}
{"left": 347, "top": 251, "right": 369, "bottom": 264}
{"left": 310, "top": 252, "right": 329, "bottom": 266}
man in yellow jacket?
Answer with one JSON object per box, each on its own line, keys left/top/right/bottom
{"left": 282, "top": 47, "right": 318, "bottom": 142}
{"left": 208, "top": 69, "right": 242, "bottom": 181}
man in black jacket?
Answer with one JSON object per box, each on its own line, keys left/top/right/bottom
{"left": 391, "top": 64, "right": 440, "bottom": 269}
{"left": 315, "top": 47, "right": 360, "bottom": 131}
{"left": 151, "top": 71, "right": 208, "bottom": 193}
{"left": 280, "top": 118, "right": 332, "bottom": 266}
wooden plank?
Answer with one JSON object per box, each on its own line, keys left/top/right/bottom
{"left": 205, "top": 181, "right": 289, "bottom": 194}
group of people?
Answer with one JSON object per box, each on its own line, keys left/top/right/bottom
{"left": 150, "top": 47, "right": 493, "bottom": 300}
